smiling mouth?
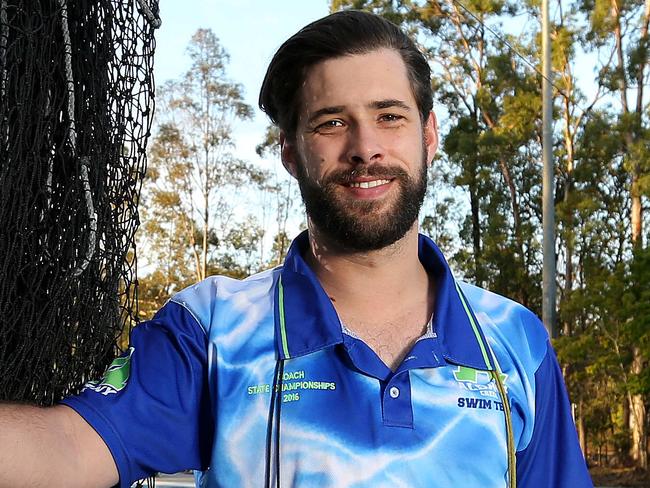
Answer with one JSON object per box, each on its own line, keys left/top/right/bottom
{"left": 347, "top": 179, "right": 392, "bottom": 189}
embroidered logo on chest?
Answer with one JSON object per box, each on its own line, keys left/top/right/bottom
{"left": 452, "top": 366, "right": 508, "bottom": 411}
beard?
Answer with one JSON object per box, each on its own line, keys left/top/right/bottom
{"left": 295, "top": 150, "right": 428, "bottom": 253}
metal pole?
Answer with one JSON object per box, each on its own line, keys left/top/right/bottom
{"left": 542, "top": 0, "right": 556, "bottom": 338}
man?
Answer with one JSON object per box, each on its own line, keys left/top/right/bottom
{"left": 0, "top": 10, "right": 592, "bottom": 488}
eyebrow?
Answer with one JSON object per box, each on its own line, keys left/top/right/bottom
{"left": 306, "top": 106, "right": 345, "bottom": 125}
{"left": 370, "top": 99, "right": 412, "bottom": 111}
{"left": 306, "top": 99, "right": 412, "bottom": 125}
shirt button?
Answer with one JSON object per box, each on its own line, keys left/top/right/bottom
{"left": 389, "top": 386, "right": 400, "bottom": 399}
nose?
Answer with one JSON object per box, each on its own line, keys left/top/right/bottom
{"left": 344, "top": 122, "right": 384, "bottom": 165}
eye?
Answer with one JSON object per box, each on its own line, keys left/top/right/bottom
{"left": 313, "top": 119, "right": 345, "bottom": 134}
{"left": 378, "top": 113, "right": 405, "bottom": 123}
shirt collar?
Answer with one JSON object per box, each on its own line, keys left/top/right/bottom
{"left": 275, "top": 231, "right": 493, "bottom": 370}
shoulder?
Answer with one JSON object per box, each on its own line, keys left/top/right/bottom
{"left": 457, "top": 281, "right": 544, "bottom": 337}
{"left": 457, "top": 280, "right": 549, "bottom": 370}
{"left": 164, "top": 267, "right": 280, "bottom": 335}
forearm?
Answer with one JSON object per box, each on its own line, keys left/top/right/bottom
{"left": 0, "top": 403, "right": 118, "bottom": 488}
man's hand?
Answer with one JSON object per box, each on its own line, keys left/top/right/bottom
{"left": 0, "top": 403, "right": 118, "bottom": 488}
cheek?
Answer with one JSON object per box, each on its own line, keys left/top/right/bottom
{"left": 298, "top": 142, "right": 338, "bottom": 178}
{"left": 295, "top": 153, "right": 324, "bottom": 182}
{"left": 387, "top": 134, "right": 424, "bottom": 163}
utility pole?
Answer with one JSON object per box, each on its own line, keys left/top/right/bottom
{"left": 542, "top": 0, "right": 556, "bottom": 338}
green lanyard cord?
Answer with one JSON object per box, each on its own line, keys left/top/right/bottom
{"left": 278, "top": 277, "right": 291, "bottom": 359}
{"left": 492, "top": 367, "right": 517, "bottom": 487}
{"left": 455, "top": 281, "right": 517, "bottom": 488}
{"left": 265, "top": 357, "right": 285, "bottom": 488}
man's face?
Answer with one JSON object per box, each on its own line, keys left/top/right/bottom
{"left": 281, "top": 48, "right": 438, "bottom": 252}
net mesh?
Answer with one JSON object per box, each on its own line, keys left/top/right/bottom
{"left": 0, "top": 0, "right": 159, "bottom": 405}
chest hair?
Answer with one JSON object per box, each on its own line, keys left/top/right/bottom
{"left": 343, "top": 313, "right": 430, "bottom": 371}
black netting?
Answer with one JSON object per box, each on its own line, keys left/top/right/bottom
{"left": 0, "top": 0, "right": 159, "bottom": 405}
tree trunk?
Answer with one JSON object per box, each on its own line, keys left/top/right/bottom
{"left": 183, "top": 216, "right": 202, "bottom": 283}
{"left": 611, "top": 0, "right": 648, "bottom": 469}
{"left": 561, "top": 168, "right": 573, "bottom": 337}
{"left": 622, "top": 393, "right": 631, "bottom": 462}
{"left": 631, "top": 174, "right": 643, "bottom": 247}
{"left": 202, "top": 203, "right": 208, "bottom": 281}
{"left": 201, "top": 146, "right": 209, "bottom": 281}
{"left": 628, "top": 144, "right": 646, "bottom": 474}
{"left": 469, "top": 181, "right": 483, "bottom": 286}
{"left": 630, "top": 347, "right": 648, "bottom": 469}
{"left": 482, "top": 109, "right": 528, "bottom": 305}
{"left": 578, "top": 400, "right": 588, "bottom": 462}
{"left": 561, "top": 85, "right": 575, "bottom": 337}
{"left": 497, "top": 155, "right": 528, "bottom": 306}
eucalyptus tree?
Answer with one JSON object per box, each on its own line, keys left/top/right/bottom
{"left": 139, "top": 29, "right": 269, "bottom": 314}
{"left": 576, "top": 0, "right": 650, "bottom": 467}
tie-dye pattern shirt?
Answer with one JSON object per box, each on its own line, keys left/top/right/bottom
{"left": 62, "top": 232, "right": 593, "bottom": 487}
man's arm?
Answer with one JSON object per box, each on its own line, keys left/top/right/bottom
{"left": 0, "top": 403, "right": 118, "bottom": 488}
{"left": 0, "top": 298, "right": 212, "bottom": 487}
{"left": 515, "top": 342, "right": 593, "bottom": 487}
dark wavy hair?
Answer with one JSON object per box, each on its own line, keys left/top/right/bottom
{"left": 259, "top": 10, "right": 433, "bottom": 140}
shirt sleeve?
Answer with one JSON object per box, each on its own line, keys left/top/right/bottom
{"left": 60, "top": 300, "right": 213, "bottom": 487}
{"left": 515, "top": 341, "right": 593, "bottom": 487}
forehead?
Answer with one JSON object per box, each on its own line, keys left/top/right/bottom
{"left": 299, "top": 48, "right": 416, "bottom": 116}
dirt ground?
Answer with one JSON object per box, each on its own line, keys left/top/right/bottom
{"left": 590, "top": 466, "right": 650, "bottom": 487}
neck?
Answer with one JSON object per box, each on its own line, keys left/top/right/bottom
{"left": 305, "top": 223, "right": 430, "bottom": 308}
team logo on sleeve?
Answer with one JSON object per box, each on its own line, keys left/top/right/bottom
{"left": 82, "top": 347, "right": 135, "bottom": 396}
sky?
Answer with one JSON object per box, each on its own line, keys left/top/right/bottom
{"left": 154, "top": 0, "right": 331, "bottom": 169}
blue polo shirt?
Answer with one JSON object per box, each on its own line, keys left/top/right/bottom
{"left": 62, "top": 232, "right": 592, "bottom": 487}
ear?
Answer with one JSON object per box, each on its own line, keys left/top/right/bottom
{"left": 280, "top": 131, "right": 298, "bottom": 179}
{"left": 423, "top": 112, "right": 439, "bottom": 167}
